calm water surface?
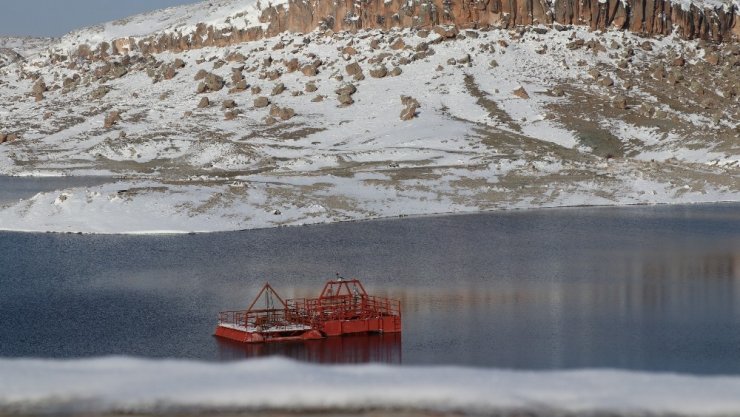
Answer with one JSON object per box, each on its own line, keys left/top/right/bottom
{"left": 1, "top": 203, "right": 740, "bottom": 374}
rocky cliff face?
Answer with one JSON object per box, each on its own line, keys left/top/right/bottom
{"left": 268, "top": 0, "right": 738, "bottom": 41}
{"left": 61, "top": 0, "right": 737, "bottom": 60}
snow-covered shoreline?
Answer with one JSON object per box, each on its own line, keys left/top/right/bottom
{"left": 2, "top": 2, "right": 737, "bottom": 236}
{"left": 2, "top": 357, "right": 740, "bottom": 416}
{"left": 0, "top": 175, "right": 737, "bottom": 235}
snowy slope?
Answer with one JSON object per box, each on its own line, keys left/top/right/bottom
{"left": 0, "top": 25, "right": 738, "bottom": 234}
{"left": 3, "top": 357, "right": 740, "bottom": 416}
{"left": 0, "top": 0, "right": 737, "bottom": 234}
{"left": 56, "top": 0, "right": 281, "bottom": 54}
{"left": 0, "top": 37, "right": 55, "bottom": 66}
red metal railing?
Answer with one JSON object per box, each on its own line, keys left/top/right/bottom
{"left": 218, "top": 279, "right": 401, "bottom": 337}
{"left": 218, "top": 308, "right": 310, "bottom": 332}
{"left": 287, "top": 293, "right": 401, "bottom": 325}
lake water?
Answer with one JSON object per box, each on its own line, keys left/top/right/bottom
{"left": 1, "top": 203, "right": 740, "bottom": 374}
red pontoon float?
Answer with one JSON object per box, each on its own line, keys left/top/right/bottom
{"left": 215, "top": 278, "right": 402, "bottom": 343}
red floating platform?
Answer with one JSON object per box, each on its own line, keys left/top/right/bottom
{"left": 214, "top": 278, "right": 402, "bottom": 344}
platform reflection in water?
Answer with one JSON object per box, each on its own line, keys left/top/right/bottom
{"left": 216, "top": 333, "right": 402, "bottom": 364}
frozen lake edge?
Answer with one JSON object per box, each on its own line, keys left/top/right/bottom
{"left": 3, "top": 357, "right": 740, "bottom": 416}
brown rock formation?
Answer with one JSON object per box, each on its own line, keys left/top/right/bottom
{"left": 264, "top": 0, "right": 737, "bottom": 42}
{"left": 63, "top": 0, "right": 738, "bottom": 61}
{"left": 104, "top": 111, "right": 121, "bottom": 128}
{"left": 400, "top": 95, "right": 420, "bottom": 120}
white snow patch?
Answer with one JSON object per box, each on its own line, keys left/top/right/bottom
{"left": 3, "top": 357, "right": 740, "bottom": 415}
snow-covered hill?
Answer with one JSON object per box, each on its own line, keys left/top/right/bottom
{"left": 0, "top": 37, "right": 55, "bottom": 67}
{"left": 56, "top": 0, "right": 276, "bottom": 55}
{"left": 0, "top": 0, "right": 738, "bottom": 233}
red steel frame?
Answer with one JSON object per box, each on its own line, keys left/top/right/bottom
{"left": 215, "top": 278, "right": 402, "bottom": 344}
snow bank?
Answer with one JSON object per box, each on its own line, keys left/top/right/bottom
{"left": 2, "top": 357, "right": 740, "bottom": 416}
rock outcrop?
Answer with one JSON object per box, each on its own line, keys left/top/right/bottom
{"left": 59, "top": 0, "right": 738, "bottom": 61}
{"left": 400, "top": 95, "right": 421, "bottom": 120}
{"left": 270, "top": 0, "right": 738, "bottom": 41}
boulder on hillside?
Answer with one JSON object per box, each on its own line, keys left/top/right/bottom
{"left": 370, "top": 65, "right": 387, "bottom": 78}
{"left": 109, "top": 62, "right": 128, "bottom": 79}
{"left": 163, "top": 65, "right": 177, "bottom": 80}
{"left": 337, "top": 93, "right": 354, "bottom": 106}
{"left": 335, "top": 83, "right": 357, "bottom": 96}
{"left": 433, "top": 26, "right": 458, "bottom": 39}
{"left": 265, "top": 69, "right": 282, "bottom": 80}
{"left": 346, "top": 62, "right": 362, "bottom": 76}
{"left": 400, "top": 95, "right": 420, "bottom": 120}
{"left": 390, "top": 38, "right": 405, "bottom": 50}
{"left": 706, "top": 52, "right": 720, "bottom": 65}
{"left": 301, "top": 64, "right": 318, "bottom": 76}
{"left": 94, "top": 63, "right": 111, "bottom": 78}
{"left": 567, "top": 39, "right": 584, "bottom": 50}
{"left": 613, "top": 94, "right": 628, "bottom": 109}
{"left": 197, "top": 96, "right": 210, "bottom": 108}
{"left": 204, "top": 73, "right": 225, "bottom": 92}
{"left": 225, "top": 52, "right": 246, "bottom": 62}
{"left": 2, "top": 133, "right": 18, "bottom": 143}
{"left": 90, "top": 86, "right": 111, "bottom": 100}
{"left": 231, "top": 68, "right": 245, "bottom": 84}
{"left": 254, "top": 96, "right": 270, "bottom": 108}
{"left": 512, "top": 86, "right": 530, "bottom": 99}
{"left": 284, "top": 58, "right": 300, "bottom": 72}
{"left": 62, "top": 75, "right": 80, "bottom": 90}
{"left": 599, "top": 76, "right": 614, "bottom": 87}
{"left": 194, "top": 69, "right": 209, "bottom": 81}
{"left": 32, "top": 79, "right": 47, "bottom": 95}
{"left": 231, "top": 80, "right": 248, "bottom": 92}
{"left": 271, "top": 83, "right": 286, "bottom": 96}
{"left": 104, "top": 111, "right": 121, "bottom": 128}
{"left": 269, "top": 105, "right": 295, "bottom": 121}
